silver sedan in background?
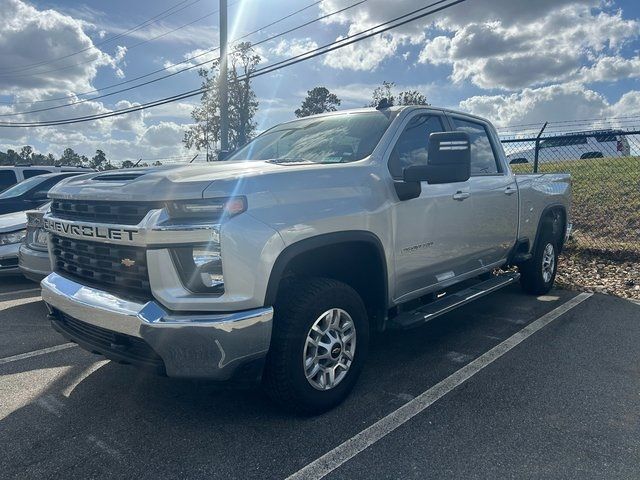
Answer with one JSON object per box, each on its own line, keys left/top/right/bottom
{"left": 18, "top": 204, "right": 51, "bottom": 282}
{"left": 0, "top": 210, "right": 28, "bottom": 276}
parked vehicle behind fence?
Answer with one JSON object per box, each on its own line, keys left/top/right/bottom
{"left": 506, "top": 129, "right": 631, "bottom": 164}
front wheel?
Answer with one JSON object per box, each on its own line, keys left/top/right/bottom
{"left": 262, "top": 278, "right": 369, "bottom": 414}
{"left": 520, "top": 228, "right": 558, "bottom": 295}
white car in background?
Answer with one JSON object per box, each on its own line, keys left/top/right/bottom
{"left": 0, "top": 210, "right": 28, "bottom": 276}
{"left": 507, "top": 129, "right": 631, "bottom": 164}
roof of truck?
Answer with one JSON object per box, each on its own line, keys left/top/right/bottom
{"left": 276, "top": 105, "right": 492, "bottom": 127}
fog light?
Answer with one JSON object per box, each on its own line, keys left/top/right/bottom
{"left": 171, "top": 242, "right": 224, "bottom": 294}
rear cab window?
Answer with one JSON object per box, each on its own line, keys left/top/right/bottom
{"left": 23, "top": 169, "right": 53, "bottom": 179}
{"left": 450, "top": 117, "right": 501, "bottom": 175}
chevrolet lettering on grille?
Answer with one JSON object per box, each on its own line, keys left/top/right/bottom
{"left": 43, "top": 217, "right": 139, "bottom": 243}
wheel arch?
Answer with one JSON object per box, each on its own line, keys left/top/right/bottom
{"left": 533, "top": 204, "right": 567, "bottom": 254}
{"left": 264, "top": 231, "right": 389, "bottom": 331}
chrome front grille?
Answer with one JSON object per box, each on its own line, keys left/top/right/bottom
{"left": 51, "top": 234, "right": 151, "bottom": 299}
{"left": 50, "top": 200, "right": 162, "bottom": 225}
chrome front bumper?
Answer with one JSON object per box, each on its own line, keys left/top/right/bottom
{"left": 41, "top": 273, "right": 273, "bottom": 380}
{"left": 18, "top": 244, "right": 51, "bottom": 282}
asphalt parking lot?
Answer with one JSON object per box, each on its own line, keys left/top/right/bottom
{"left": 1, "top": 277, "right": 639, "bottom": 480}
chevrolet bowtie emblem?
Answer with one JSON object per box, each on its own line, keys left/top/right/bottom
{"left": 121, "top": 258, "right": 136, "bottom": 267}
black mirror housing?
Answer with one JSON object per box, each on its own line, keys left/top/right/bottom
{"left": 403, "top": 131, "right": 471, "bottom": 185}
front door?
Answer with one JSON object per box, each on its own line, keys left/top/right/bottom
{"left": 390, "top": 112, "right": 478, "bottom": 302}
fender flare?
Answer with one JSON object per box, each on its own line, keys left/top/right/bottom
{"left": 263, "top": 230, "right": 389, "bottom": 308}
{"left": 532, "top": 203, "right": 567, "bottom": 253}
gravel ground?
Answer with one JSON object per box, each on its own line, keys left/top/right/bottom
{"left": 556, "top": 248, "right": 640, "bottom": 300}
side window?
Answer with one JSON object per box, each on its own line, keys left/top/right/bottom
{"left": 451, "top": 118, "right": 500, "bottom": 175}
{"left": 0, "top": 171, "right": 17, "bottom": 192}
{"left": 388, "top": 115, "right": 445, "bottom": 179}
{"left": 23, "top": 169, "right": 52, "bottom": 179}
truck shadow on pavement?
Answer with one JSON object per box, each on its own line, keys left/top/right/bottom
{"left": 1, "top": 286, "right": 577, "bottom": 479}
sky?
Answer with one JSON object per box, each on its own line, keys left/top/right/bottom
{"left": 0, "top": 0, "right": 639, "bottom": 163}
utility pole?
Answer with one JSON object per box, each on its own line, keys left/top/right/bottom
{"left": 219, "top": 0, "right": 229, "bottom": 156}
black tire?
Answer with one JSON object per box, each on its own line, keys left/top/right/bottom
{"left": 262, "top": 277, "right": 369, "bottom": 414}
{"left": 520, "top": 227, "right": 558, "bottom": 295}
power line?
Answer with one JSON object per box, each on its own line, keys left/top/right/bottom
{"left": 0, "top": 0, "right": 467, "bottom": 127}
{"left": 0, "top": 0, "right": 324, "bottom": 106}
{"left": 0, "top": 0, "right": 202, "bottom": 75}
{"left": 0, "top": 0, "right": 363, "bottom": 117}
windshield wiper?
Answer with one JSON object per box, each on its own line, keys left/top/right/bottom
{"left": 266, "top": 157, "right": 313, "bottom": 164}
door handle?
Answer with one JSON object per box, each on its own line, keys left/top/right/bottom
{"left": 452, "top": 191, "right": 470, "bottom": 201}
{"left": 504, "top": 186, "right": 517, "bottom": 195}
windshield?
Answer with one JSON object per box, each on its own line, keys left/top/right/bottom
{"left": 0, "top": 176, "right": 43, "bottom": 199}
{"left": 227, "top": 112, "right": 394, "bottom": 164}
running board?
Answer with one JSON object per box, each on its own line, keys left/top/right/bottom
{"left": 389, "top": 272, "right": 521, "bottom": 329}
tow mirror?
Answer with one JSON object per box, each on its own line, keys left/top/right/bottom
{"left": 403, "top": 131, "right": 471, "bottom": 185}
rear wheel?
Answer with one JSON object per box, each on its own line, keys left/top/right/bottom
{"left": 520, "top": 228, "right": 558, "bottom": 295}
{"left": 262, "top": 277, "right": 369, "bottom": 414}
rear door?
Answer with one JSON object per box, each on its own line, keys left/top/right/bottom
{"left": 449, "top": 116, "right": 519, "bottom": 267}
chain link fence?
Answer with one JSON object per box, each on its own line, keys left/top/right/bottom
{"left": 501, "top": 128, "right": 640, "bottom": 257}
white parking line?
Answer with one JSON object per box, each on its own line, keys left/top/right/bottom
{"left": 0, "top": 287, "right": 41, "bottom": 299}
{"left": 0, "top": 343, "right": 76, "bottom": 366}
{"left": 286, "top": 292, "right": 593, "bottom": 480}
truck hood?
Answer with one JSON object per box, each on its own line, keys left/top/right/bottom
{"left": 46, "top": 162, "right": 303, "bottom": 201}
{"left": 0, "top": 210, "right": 27, "bottom": 233}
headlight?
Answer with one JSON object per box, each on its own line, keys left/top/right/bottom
{"left": 0, "top": 229, "right": 26, "bottom": 245}
{"left": 166, "top": 197, "right": 246, "bottom": 221}
{"left": 170, "top": 241, "right": 224, "bottom": 294}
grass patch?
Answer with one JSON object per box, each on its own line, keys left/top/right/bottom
{"left": 512, "top": 155, "right": 640, "bottom": 255}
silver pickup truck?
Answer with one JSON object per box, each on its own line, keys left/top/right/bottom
{"left": 41, "top": 106, "right": 571, "bottom": 413}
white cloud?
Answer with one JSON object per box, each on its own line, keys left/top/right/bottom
{"left": 319, "top": 0, "right": 639, "bottom": 91}
{"left": 459, "top": 83, "right": 640, "bottom": 129}
{"left": 140, "top": 121, "right": 186, "bottom": 148}
{"left": 323, "top": 29, "right": 400, "bottom": 71}
{"left": 418, "top": 4, "right": 639, "bottom": 90}
{"left": 163, "top": 48, "right": 218, "bottom": 73}
{"left": 271, "top": 38, "right": 318, "bottom": 57}
{"left": 0, "top": 0, "right": 126, "bottom": 93}
{"left": 579, "top": 55, "right": 640, "bottom": 83}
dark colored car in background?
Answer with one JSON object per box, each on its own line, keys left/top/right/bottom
{"left": 0, "top": 172, "right": 85, "bottom": 215}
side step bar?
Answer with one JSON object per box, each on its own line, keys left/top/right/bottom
{"left": 389, "top": 272, "right": 521, "bottom": 329}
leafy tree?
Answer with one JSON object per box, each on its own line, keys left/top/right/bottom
{"left": 184, "top": 42, "right": 260, "bottom": 157}
{"left": 59, "top": 147, "right": 82, "bottom": 166}
{"left": 19, "top": 146, "right": 33, "bottom": 162}
{"left": 4, "top": 149, "right": 20, "bottom": 165}
{"left": 90, "top": 149, "right": 109, "bottom": 171}
{"left": 368, "top": 81, "right": 396, "bottom": 107}
{"left": 121, "top": 160, "right": 136, "bottom": 168}
{"left": 367, "top": 81, "right": 430, "bottom": 107}
{"left": 397, "top": 90, "right": 429, "bottom": 106}
{"left": 295, "top": 86, "right": 341, "bottom": 118}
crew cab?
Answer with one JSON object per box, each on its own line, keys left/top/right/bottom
{"left": 40, "top": 106, "right": 571, "bottom": 413}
